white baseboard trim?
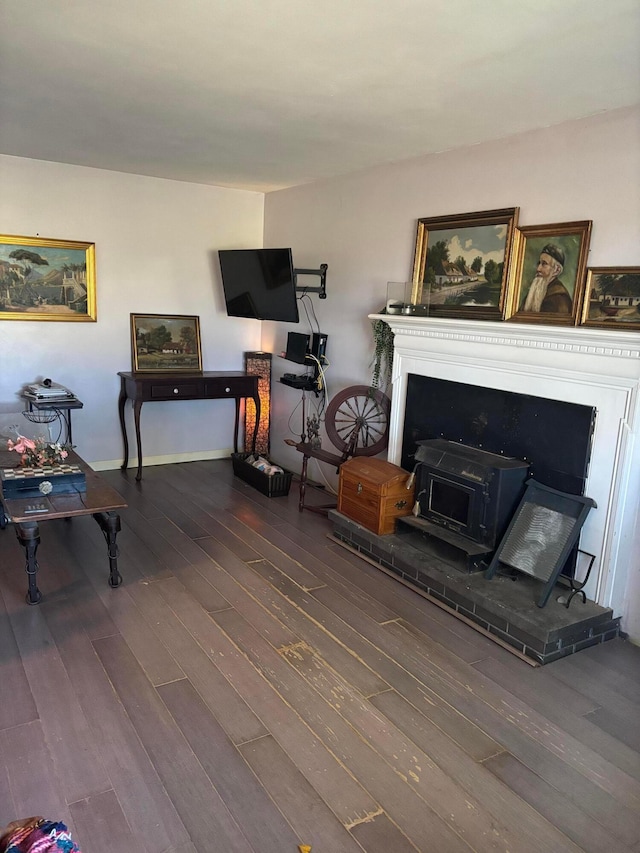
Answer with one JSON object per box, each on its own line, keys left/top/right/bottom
{"left": 90, "top": 448, "right": 233, "bottom": 472}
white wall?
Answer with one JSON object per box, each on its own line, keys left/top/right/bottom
{"left": 264, "top": 106, "right": 640, "bottom": 473}
{"left": 0, "top": 155, "right": 264, "bottom": 467}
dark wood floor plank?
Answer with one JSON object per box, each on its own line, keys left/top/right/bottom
{"left": 0, "top": 759, "right": 16, "bottom": 828}
{"left": 584, "top": 705, "right": 640, "bottom": 752}
{"left": 158, "top": 678, "right": 301, "bottom": 853}
{"left": 121, "top": 505, "right": 191, "bottom": 574}
{"left": 100, "top": 468, "right": 165, "bottom": 520}
{"left": 42, "top": 590, "right": 192, "bottom": 852}
{"left": 239, "top": 735, "right": 367, "bottom": 853}
{"left": 574, "top": 636, "right": 640, "bottom": 682}
{"left": 316, "top": 583, "right": 640, "bottom": 813}
{"left": 485, "top": 751, "right": 637, "bottom": 853}
{"left": 474, "top": 654, "right": 640, "bottom": 781}
{"left": 261, "top": 562, "right": 503, "bottom": 761}
{"left": 61, "top": 520, "right": 187, "bottom": 687}
{"left": 125, "top": 576, "right": 266, "bottom": 745}
{"left": 236, "top": 559, "right": 389, "bottom": 697}
{"left": 283, "top": 638, "right": 561, "bottom": 853}
{"left": 150, "top": 476, "right": 265, "bottom": 565}
{"left": 35, "top": 517, "right": 135, "bottom": 645}
{"left": 303, "top": 586, "right": 640, "bottom": 842}
{"left": 371, "top": 688, "right": 590, "bottom": 853}
{"left": 110, "top": 523, "right": 174, "bottom": 581}
{"left": 322, "top": 539, "right": 517, "bottom": 660}
{"left": 134, "top": 479, "right": 212, "bottom": 540}
{"left": 213, "top": 606, "right": 474, "bottom": 853}
{"left": 248, "top": 508, "right": 506, "bottom": 662}
{"left": 472, "top": 653, "right": 598, "bottom": 717}
{"left": 218, "top": 508, "right": 333, "bottom": 592}
{"left": 189, "top": 537, "right": 301, "bottom": 649}
{"left": 93, "top": 635, "right": 254, "bottom": 853}
{"left": 144, "top": 518, "right": 232, "bottom": 612}
{"left": 155, "top": 575, "right": 379, "bottom": 824}
{"left": 0, "top": 721, "right": 75, "bottom": 837}
{"left": 349, "top": 811, "right": 425, "bottom": 853}
{"left": 381, "top": 616, "right": 640, "bottom": 810}
{"left": 69, "top": 789, "right": 137, "bottom": 853}
{"left": 234, "top": 507, "right": 483, "bottom": 651}
{"left": 0, "top": 587, "right": 37, "bottom": 731}
{"left": 2, "top": 459, "right": 638, "bottom": 853}
{"left": 548, "top": 646, "right": 640, "bottom": 709}
{"left": 0, "top": 578, "right": 111, "bottom": 805}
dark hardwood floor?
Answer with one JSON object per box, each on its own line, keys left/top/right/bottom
{"left": 1, "top": 459, "right": 639, "bottom": 853}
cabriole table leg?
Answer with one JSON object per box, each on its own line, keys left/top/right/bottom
{"left": 15, "top": 522, "right": 42, "bottom": 605}
{"left": 93, "top": 511, "right": 123, "bottom": 588}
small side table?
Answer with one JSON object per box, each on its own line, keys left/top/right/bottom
{"left": 22, "top": 396, "right": 84, "bottom": 445}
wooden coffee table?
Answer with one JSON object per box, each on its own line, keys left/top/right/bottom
{"left": 0, "top": 450, "right": 127, "bottom": 604}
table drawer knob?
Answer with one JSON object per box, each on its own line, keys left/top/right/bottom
{"left": 225, "top": 387, "right": 231, "bottom": 393}
{"left": 173, "top": 388, "right": 179, "bottom": 394}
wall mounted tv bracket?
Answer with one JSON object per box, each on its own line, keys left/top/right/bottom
{"left": 294, "top": 264, "right": 328, "bottom": 299}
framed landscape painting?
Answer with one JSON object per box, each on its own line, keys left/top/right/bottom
{"left": 580, "top": 267, "right": 640, "bottom": 330}
{"left": 0, "top": 234, "right": 96, "bottom": 321}
{"left": 507, "top": 221, "right": 592, "bottom": 326}
{"left": 411, "top": 207, "right": 519, "bottom": 321}
{"left": 130, "top": 313, "right": 202, "bottom": 372}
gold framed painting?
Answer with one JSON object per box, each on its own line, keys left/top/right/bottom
{"left": 130, "top": 313, "right": 203, "bottom": 372}
{"left": 507, "top": 221, "right": 592, "bottom": 326}
{"left": 0, "top": 234, "right": 96, "bottom": 321}
{"left": 580, "top": 267, "right": 640, "bottom": 330}
{"left": 411, "top": 207, "right": 519, "bottom": 320}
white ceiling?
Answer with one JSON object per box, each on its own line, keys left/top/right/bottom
{"left": 1, "top": 0, "right": 639, "bottom": 192}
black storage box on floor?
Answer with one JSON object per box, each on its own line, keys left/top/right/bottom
{"left": 231, "top": 453, "right": 293, "bottom": 498}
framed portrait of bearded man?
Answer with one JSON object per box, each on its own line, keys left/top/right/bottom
{"left": 507, "top": 221, "right": 592, "bottom": 326}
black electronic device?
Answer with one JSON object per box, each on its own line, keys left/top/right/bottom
{"left": 308, "top": 332, "right": 327, "bottom": 364}
{"left": 280, "top": 375, "right": 317, "bottom": 391}
{"left": 284, "top": 331, "right": 328, "bottom": 367}
{"left": 285, "top": 331, "right": 310, "bottom": 364}
{"left": 218, "top": 248, "right": 299, "bottom": 323}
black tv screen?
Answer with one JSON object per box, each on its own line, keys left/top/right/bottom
{"left": 218, "top": 248, "right": 299, "bottom": 323}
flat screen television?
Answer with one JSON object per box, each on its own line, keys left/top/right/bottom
{"left": 218, "top": 248, "right": 299, "bottom": 322}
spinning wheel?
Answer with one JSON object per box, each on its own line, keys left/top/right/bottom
{"left": 292, "top": 385, "right": 391, "bottom": 514}
{"left": 324, "top": 385, "right": 391, "bottom": 457}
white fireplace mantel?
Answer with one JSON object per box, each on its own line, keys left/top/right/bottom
{"left": 370, "top": 314, "right": 640, "bottom": 641}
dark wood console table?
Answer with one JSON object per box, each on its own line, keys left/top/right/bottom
{"left": 118, "top": 371, "right": 260, "bottom": 481}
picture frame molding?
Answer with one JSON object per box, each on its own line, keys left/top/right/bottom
{"left": 507, "top": 220, "right": 592, "bottom": 326}
{"left": 0, "top": 233, "right": 96, "bottom": 322}
{"left": 580, "top": 266, "right": 640, "bottom": 331}
{"left": 130, "top": 313, "right": 203, "bottom": 373}
{"left": 411, "top": 207, "right": 519, "bottom": 321}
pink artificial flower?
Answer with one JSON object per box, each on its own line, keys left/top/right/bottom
{"left": 7, "top": 435, "right": 37, "bottom": 454}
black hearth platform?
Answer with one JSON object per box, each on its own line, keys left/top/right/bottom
{"left": 329, "top": 510, "right": 620, "bottom": 665}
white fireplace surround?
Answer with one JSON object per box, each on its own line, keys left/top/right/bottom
{"left": 371, "top": 314, "right": 640, "bottom": 641}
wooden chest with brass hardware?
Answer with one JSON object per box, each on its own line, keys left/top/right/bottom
{"left": 338, "top": 457, "right": 415, "bottom": 535}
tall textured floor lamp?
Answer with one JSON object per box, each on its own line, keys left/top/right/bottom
{"left": 244, "top": 351, "right": 272, "bottom": 456}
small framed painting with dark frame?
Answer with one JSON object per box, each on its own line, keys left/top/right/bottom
{"left": 130, "top": 313, "right": 202, "bottom": 372}
{"left": 580, "top": 267, "right": 640, "bottom": 330}
{"left": 507, "top": 220, "right": 592, "bottom": 326}
{"left": 410, "top": 207, "right": 519, "bottom": 321}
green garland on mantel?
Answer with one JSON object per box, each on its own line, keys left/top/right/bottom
{"left": 370, "top": 316, "right": 394, "bottom": 391}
